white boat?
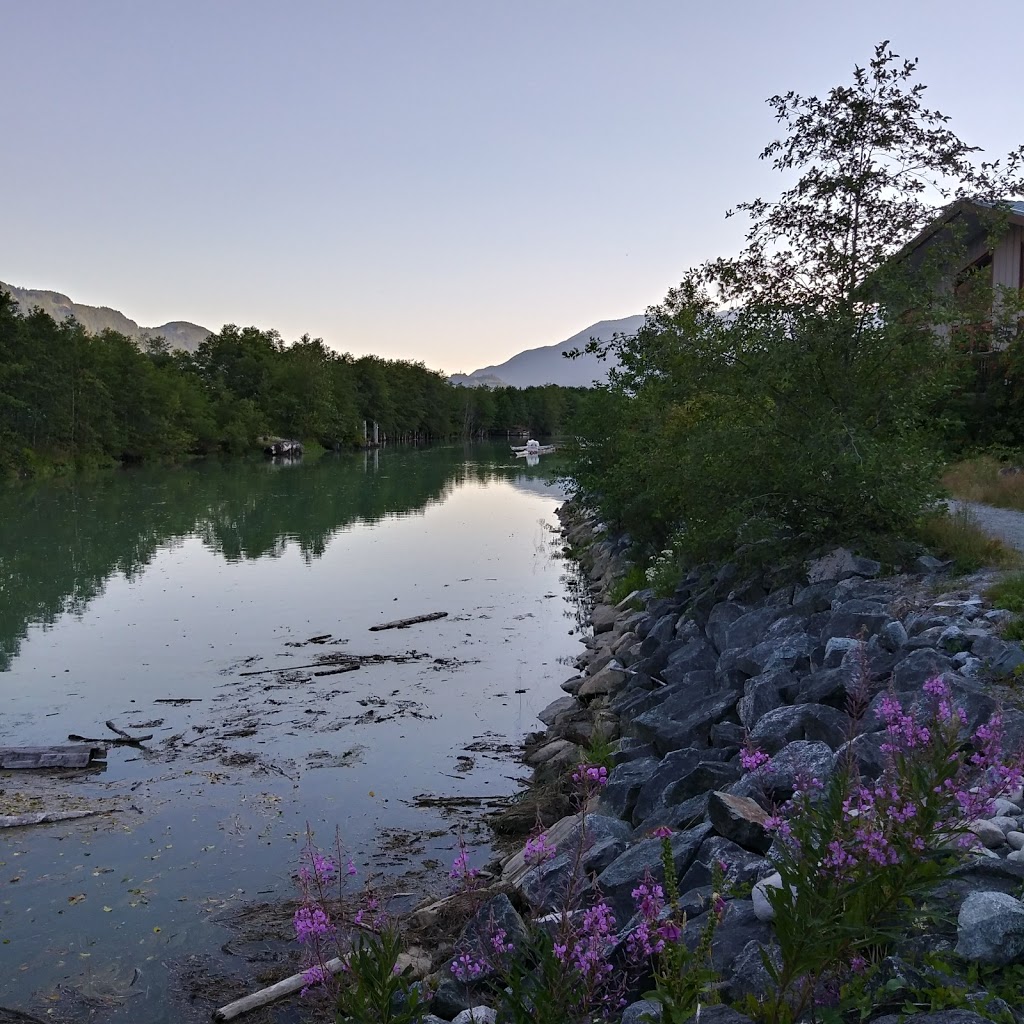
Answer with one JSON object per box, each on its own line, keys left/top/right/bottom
{"left": 511, "top": 438, "right": 557, "bottom": 457}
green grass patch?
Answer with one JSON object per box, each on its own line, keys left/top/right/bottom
{"left": 986, "top": 572, "right": 1024, "bottom": 613}
{"left": 607, "top": 565, "right": 647, "bottom": 607}
{"left": 942, "top": 454, "right": 1024, "bottom": 510}
{"left": 916, "top": 508, "right": 1022, "bottom": 574}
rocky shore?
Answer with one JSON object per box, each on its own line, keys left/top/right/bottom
{"left": 420, "top": 502, "right": 1024, "bottom": 1024}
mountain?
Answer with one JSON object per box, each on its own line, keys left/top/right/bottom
{"left": 453, "top": 315, "right": 644, "bottom": 388}
{"left": 0, "top": 280, "right": 211, "bottom": 353}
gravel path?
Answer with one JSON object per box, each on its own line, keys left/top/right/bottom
{"left": 950, "top": 499, "right": 1024, "bottom": 553}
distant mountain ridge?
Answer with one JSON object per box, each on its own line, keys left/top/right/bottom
{"left": 451, "top": 314, "right": 644, "bottom": 388}
{"left": 0, "top": 280, "right": 211, "bottom": 353}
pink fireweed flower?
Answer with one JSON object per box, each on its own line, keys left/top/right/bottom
{"left": 523, "top": 832, "right": 557, "bottom": 866}
{"left": 449, "top": 847, "right": 479, "bottom": 882}
{"left": 650, "top": 825, "right": 673, "bottom": 839}
{"left": 294, "top": 905, "right": 333, "bottom": 943}
{"left": 346, "top": 859, "right": 357, "bottom": 877}
{"left": 572, "top": 763, "right": 609, "bottom": 788}
{"left": 450, "top": 952, "right": 490, "bottom": 981}
{"left": 311, "top": 852, "right": 336, "bottom": 878}
{"left": 490, "top": 927, "right": 515, "bottom": 955}
{"left": 741, "top": 747, "right": 771, "bottom": 773}
{"left": 631, "top": 881, "right": 665, "bottom": 920}
{"left": 299, "top": 964, "right": 329, "bottom": 996}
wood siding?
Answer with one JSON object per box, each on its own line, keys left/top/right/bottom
{"left": 993, "top": 224, "right": 1023, "bottom": 290}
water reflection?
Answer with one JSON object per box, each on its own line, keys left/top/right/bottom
{"left": 0, "top": 443, "right": 566, "bottom": 671}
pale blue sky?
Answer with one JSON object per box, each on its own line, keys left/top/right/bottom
{"left": 2, "top": 1, "right": 1021, "bottom": 374}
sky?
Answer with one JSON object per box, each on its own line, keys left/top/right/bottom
{"left": 2, "top": 1, "right": 1023, "bottom": 375}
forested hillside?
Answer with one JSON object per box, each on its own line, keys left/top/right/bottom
{"left": 0, "top": 293, "right": 585, "bottom": 477}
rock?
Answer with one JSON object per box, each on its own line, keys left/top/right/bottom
{"left": 708, "top": 899, "right": 775, "bottom": 977}
{"left": 791, "top": 581, "right": 837, "bottom": 616}
{"left": 729, "top": 740, "right": 835, "bottom": 804}
{"left": 1007, "top": 831, "right": 1024, "bottom": 851}
{"left": 448, "top": 894, "right": 528, "bottom": 982}
{"left": 419, "top": 1016, "right": 450, "bottom": 1024}
{"left": 599, "top": 757, "right": 661, "bottom": 821}
{"left": 596, "top": 822, "right": 713, "bottom": 925}
{"left": 590, "top": 605, "right": 618, "bottom": 634}
{"left": 661, "top": 638, "right": 719, "bottom": 682}
{"left": 968, "top": 819, "right": 1008, "bottom": 849}
{"left": 752, "top": 871, "right": 789, "bottom": 922}
{"left": 891, "top": 649, "right": 953, "bottom": 690}
{"left": 520, "top": 813, "right": 634, "bottom": 908}
{"left": 726, "top": 607, "right": 784, "bottom": 650}
{"left": 834, "top": 731, "right": 888, "bottom": 779}
{"left": 621, "top": 1000, "right": 662, "bottom": 1024}
{"left": 452, "top": 1008, "right": 497, "bottom": 1024}
{"left": 956, "top": 890, "right": 1024, "bottom": 965}
{"left": 432, "top": 977, "right": 473, "bottom": 1019}
{"left": 737, "top": 671, "right": 786, "bottom": 729}
{"left": 578, "top": 662, "right": 628, "bottom": 698}
{"left": 915, "top": 554, "right": 952, "bottom": 573}
{"left": 631, "top": 748, "right": 706, "bottom": 824}
{"left": 678, "top": 836, "right": 764, "bottom": 892}
{"left": 735, "top": 634, "right": 815, "bottom": 677}
{"left": 725, "top": 939, "right": 781, "bottom": 1003}
{"left": 706, "top": 601, "right": 748, "bottom": 653}
{"left": 560, "top": 675, "right": 584, "bottom": 694}
{"left": 708, "top": 791, "right": 772, "bottom": 852}
{"left": 537, "top": 695, "right": 578, "bottom": 727}
{"left": 788, "top": 665, "right": 857, "bottom": 707}
{"left": 823, "top": 599, "right": 892, "bottom": 642}
{"left": 524, "top": 738, "right": 580, "bottom": 768}
{"left": 501, "top": 812, "right": 583, "bottom": 885}
{"left": 879, "top": 619, "right": 909, "bottom": 652}
{"left": 749, "top": 703, "right": 850, "bottom": 753}
{"left": 824, "top": 636, "right": 861, "bottom": 668}
{"left": 630, "top": 689, "right": 739, "bottom": 755}
{"left": 806, "top": 547, "right": 881, "bottom": 584}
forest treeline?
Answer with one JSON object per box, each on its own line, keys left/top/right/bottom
{"left": 0, "top": 292, "right": 586, "bottom": 477}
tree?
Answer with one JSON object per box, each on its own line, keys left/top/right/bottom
{"left": 571, "top": 42, "right": 1024, "bottom": 554}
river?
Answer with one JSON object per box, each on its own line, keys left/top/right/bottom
{"left": 0, "top": 442, "right": 585, "bottom": 1022}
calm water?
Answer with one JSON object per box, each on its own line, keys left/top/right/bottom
{"left": 0, "top": 443, "right": 585, "bottom": 1021}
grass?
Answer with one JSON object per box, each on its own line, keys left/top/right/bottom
{"left": 607, "top": 565, "right": 647, "bottom": 607}
{"left": 942, "top": 455, "right": 1024, "bottom": 509}
{"left": 916, "top": 507, "right": 1022, "bottom": 573}
{"left": 986, "top": 572, "right": 1024, "bottom": 613}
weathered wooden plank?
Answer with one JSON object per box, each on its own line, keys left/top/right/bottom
{"left": 0, "top": 745, "right": 106, "bottom": 770}
{"left": 0, "top": 809, "right": 107, "bottom": 829}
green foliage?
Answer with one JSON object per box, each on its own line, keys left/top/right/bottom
{"left": 606, "top": 564, "right": 647, "bottom": 606}
{"left": 565, "top": 44, "right": 1024, "bottom": 557}
{"left": 334, "top": 926, "right": 426, "bottom": 1024}
{"left": 581, "top": 730, "right": 616, "bottom": 772}
{"left": 987, "top": 572, "right": 1024, "bottom": 613}
{"left": 644, "top": 839, "right": 724, "bottom": 1021}
{"left": 0, "top": 290, "right": 587, "bottom": 474}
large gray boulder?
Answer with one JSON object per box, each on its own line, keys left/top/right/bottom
{"left": 630, "top": 689, "right": 739, "bottom": 754}
{"left": 599, "top": 757, "right": 661, "bottom": 821}
{"left": 708, "top": 791, "right": 773, "bottom": 852}
{"left": 749, "top": 703, "right": 850, "bottom": 752}
{"left": 596, "top": 822, "right": 713, "bottom": 925}
{"left": 729, "top": 740, "right": 834, "bottom": 804}
{"left": 956, "top": 890, "right": 1024, "bottom": 965}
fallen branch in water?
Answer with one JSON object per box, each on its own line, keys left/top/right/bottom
{"left": 213, "top": 957, "right": 347, "bottom": 1021}
{"left": 68, "top": 721, "right": 152, "bottom": 747}
{"left": 369, "top": 611, "right": 448, "bottom": 631}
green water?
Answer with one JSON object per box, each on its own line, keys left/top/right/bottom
{"left": 0, "top": 443, "right": 585, "bottom": 1022}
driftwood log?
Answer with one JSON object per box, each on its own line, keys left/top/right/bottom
{"left": 369, "top": 611, "right": 448, "bottom": 631}
{"left": 213, "top": 957, "right": 346, "bottom": 1021}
